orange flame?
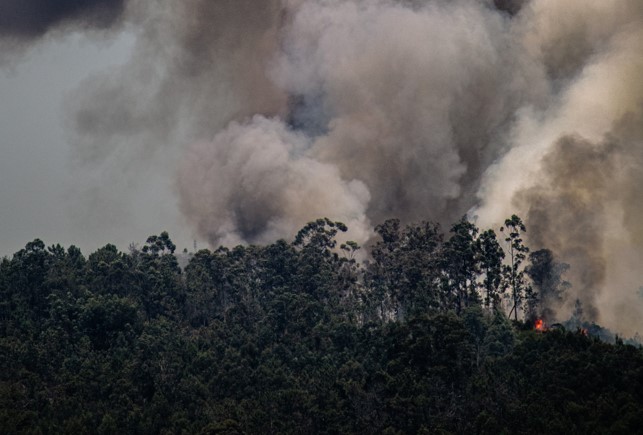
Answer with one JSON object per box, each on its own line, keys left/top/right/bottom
{"left": 535, "top": 319, "right": 545, "bottom": 331}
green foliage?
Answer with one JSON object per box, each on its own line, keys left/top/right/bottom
{"left": 0, "top": 218, "right": 640, "bottom": 434}
{"left": 365, "top": 219, "right": 443, "bottom": 321}
{"left": 441, "top": 217, "right": 480, "bottom": 314}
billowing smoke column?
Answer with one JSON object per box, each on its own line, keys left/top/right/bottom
{"left": 178, "top": 0, "right": 546, "bottom": 245}
{"left": 4, "top": 0, "right": 643, "bottom": 333}
{"left": 476, "top": 0, "right": 643, "bottom": 333}
{"left": 514, "top": 136, "right": 619, "bottom": 322}
{"left": 178, "top": 116, "right": 371, "bottom": 246}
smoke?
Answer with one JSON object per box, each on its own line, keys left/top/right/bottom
{"left": 492, "top": 0, "right": 527, "bottom": 16}
{"left": 5, "top": 0, "right": 640, "bottom": 333}
{"left": 53, "top": 0, "right": 290, "bottom": 247}
{"left": 67, "top": 0, "right": 287, "bottom": 165}
{"left": 475, "top": 0, "right": 643, "bottom": 333}
{"left": 0, "top": 0, "right": 126, "bottom": 62}
{"left": 513, "top": 135, "right": 620, "bottom": 321}
{"left": 177, "top": 116, "right": 371, "bottom": 246}
{"left": 0, "top": 0, "right": 125, "bottom": 37}
{"left": 177, "top": 0, "right": 547, "bottom": 246}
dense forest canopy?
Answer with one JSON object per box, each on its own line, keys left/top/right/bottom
{"left": 2, "top": 215, "right": 642, "bottom": 433}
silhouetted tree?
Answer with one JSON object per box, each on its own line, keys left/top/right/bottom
{"left": 525, "top": 249, "right": 570, "bottom": 320}
{"left": 500, "top": 215, "right": 530, "bottom": 320}
{"left": 477, "top": 229, "right": 505, "bottom": 310}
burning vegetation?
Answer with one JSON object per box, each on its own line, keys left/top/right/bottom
{"left": 534, "top": 318, "right": 545, "bottom": 331}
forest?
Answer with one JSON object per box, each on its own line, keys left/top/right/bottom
{"left": 1, "top": 216, "right": 642, "bottom": 434}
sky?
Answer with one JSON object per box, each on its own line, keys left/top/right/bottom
{"left": 0, "top": 31, "right": 195, "bottom": 256}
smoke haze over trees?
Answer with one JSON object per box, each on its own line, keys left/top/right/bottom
{"left": 1, "top": 0, "right": 643, "bottom": 335}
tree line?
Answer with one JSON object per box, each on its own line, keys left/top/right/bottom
{"left": 1, "top": 215, "right": 641, "bottom": 433}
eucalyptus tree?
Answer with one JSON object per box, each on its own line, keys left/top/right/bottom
{"left": 500, "top": 215, "right": 530, "bottom": 321}
{"left": 477, "top": 229, "right": 505, "bottom": 310}
{"left": 366, "top": 219, "right": 443, "bottom": 321}
{"left": 441, "top": 217, "right": 480, "bottom": 314}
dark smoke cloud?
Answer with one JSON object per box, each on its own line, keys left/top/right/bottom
{"left": 0, "top": 0, "right": 125, "bottom": 38}
{"left": 517, "top": 0, "right": 643, "bottom": 83}
{"left": 514, "top": 136, "right": 618, "bottom": 321}
{"left": 492, "top": 0, "right": 528, "bottom": 16}
{"left": 476, "top": 0, "right": 643, "bottom": 333}
{"left": 0, "top": 0, "right": 126, "bottom": 63}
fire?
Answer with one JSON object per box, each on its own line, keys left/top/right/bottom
{"left": 534, "top": 319, "right": 545, "bottom": 331}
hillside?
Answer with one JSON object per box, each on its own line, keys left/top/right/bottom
{"left": 1, "top": 218, "right": 642, "bottom": 434}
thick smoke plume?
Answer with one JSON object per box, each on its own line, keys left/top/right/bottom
{"left": 476, "top": 0, "right": 643, "bottom": 333}
{"left": 514, "top": 136, "right": 619, "bottom": 321}
{"left": 177, "top": 0, "right": 545, "bottom": 245}
{"left": 5, "top": 0, "right": 642, "bottom": 334}
{"left": 177, "top": 116, "right": 371, "bottom": 246}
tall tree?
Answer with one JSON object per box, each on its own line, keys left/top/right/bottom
{"left": 500, "top": 215, "right": 529, "bottom": 321}
{"left": 477, "top": 229, "right": 505, "bottom": 310}
{"left": 441, "top": 217, "right": 480, "bottom": 314}
{"left": 137, "top": 232, "right": 183, "bottom": 319}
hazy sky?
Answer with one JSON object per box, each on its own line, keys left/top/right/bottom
{"left": 0, "top": 32, "right": 192, "bottom": 257}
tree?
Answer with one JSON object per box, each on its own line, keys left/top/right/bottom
{"left": 338, "top": 241, "right": 363, "bottom": 323}
{"left": 292, "top": 218, "right": 350, "bottom": 310}
{"left": 500, "top": 215, "right": 530, "bottom": 321}
{"left": 441, "top": 217, "right": 480, "bottom": 314}
{"left": 4, "top": 239, "right": 51, "bottom": 320}
{"left": 137, "top": 232, "right": 183, "bottom": 319}
{"left": 477, "top": 229, "right": 505, "bottom": 310}
{"left": 364, "top": 219, "right": 402, "bottom": 322}
{"left": 86, "top": 244, "right": 135, "bottom": 298}
{"left": 569, "top": 298, "right": 584, "bottom": 329}
{"left": 365, "top": 220, "right": 443, "bottom": 322}
{"left": 525, "top": 249, "right": 570, "bottom": 321}
{"left": 142, "top": 231, "right": 176, "bottom": 255}
{"left": 293, "top": 218, "right": 346, "bottom": 255}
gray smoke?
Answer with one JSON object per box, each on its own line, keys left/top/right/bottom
{"left": 58, "top": 0, "right": 289, "bottom": 245}
{"left": 476, "top": 0, "right": 643, "bottom": 333}
{"left": 0, "top": 0, "right": 125, "bottom": 37}
{"left": 68, "top": 0, "right": 287, "bottom": 166}
{"left": 178, "top": 0, "right": 546, "bottom": 246}
{"left": 0, "top": 0, "right": 126, "bottom": 62}
{"left": 513, "top": 135, "right": 618, "bottom": 321}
